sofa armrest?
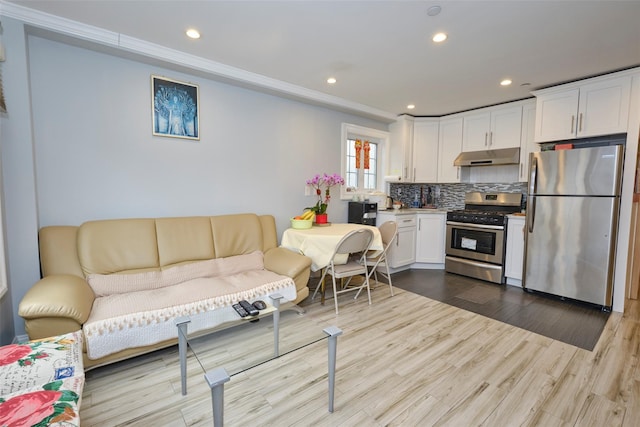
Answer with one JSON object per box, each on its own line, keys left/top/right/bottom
{"left": 264, "top": 247, "right": 311, "bottom": 279}
{"left": 19, "top": 274, "right": 95, "bottom": 326}
{"left": 264, "top": 247, "right": 312, "bottom": 303}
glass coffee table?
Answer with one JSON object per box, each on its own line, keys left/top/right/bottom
{"left": 175, "top": 294, "right": 342, "bottom": 426}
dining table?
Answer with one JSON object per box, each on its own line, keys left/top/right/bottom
{"left": 281, "top": 222, "right": 384, "bottom": 272}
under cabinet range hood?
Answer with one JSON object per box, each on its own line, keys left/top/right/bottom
{"left": 454, "top": 147, "right": 520, "bottom": 166}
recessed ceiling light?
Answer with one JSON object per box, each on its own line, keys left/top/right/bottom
{"left": 186, "top": 29, "right": 201, "bottom": 39}
{"left": 327, "top": 77, "right": 337, "bottom": 84}
{"left": 500, "top": 79, "right": 512, "bottom": 86}
{"left": 407, "top": 104, "right": 416, "bottom": 110}
{"left": 432, "top": 32, "right": 447, "bottom": 43}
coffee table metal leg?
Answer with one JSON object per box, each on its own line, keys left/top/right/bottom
{"left": 205, "top": 368, "right": 230, "bottom": 427}
{"left": 269, "top": 293, "right": 283, "bottom": 357}
{"left": 323, "top": 326, "right": 343, "bottom": 413}
{"left": 175, "top": 316, "right": 191, "bottom": 396}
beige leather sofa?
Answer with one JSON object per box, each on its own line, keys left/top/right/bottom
{"left": 18, "top": 213, "right": 311, "bottom": 369}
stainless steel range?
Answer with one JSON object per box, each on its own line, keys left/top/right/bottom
{"left": 445, "top": 192, "right": 522, "bottom": 284}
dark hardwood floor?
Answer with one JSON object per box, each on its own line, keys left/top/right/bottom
{"left": 392, "top": 269, "right": 610, "bottom": 351}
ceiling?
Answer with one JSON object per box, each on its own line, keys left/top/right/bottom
{"left": 4, "top": 0, "right": 640, "bottom": 119}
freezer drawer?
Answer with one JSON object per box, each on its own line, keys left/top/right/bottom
{"left": 524, "top": 195, "right": 618, "bottom": 306}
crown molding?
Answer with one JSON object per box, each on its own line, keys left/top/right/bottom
{"left": 0, "top": 1, "right": 396, "bottom": 123}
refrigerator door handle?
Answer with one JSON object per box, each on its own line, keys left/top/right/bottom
{"left": 527, "top": 157, "right": 538, "bottom": 233}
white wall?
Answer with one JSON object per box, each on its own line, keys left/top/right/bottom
{"left": 0, "top": 18, "right": 387, "bottom": 340}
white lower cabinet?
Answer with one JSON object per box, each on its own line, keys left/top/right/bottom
{"left": 377, "top": 213, "right": 416, "bottom": 269}
{"left": 415, "top": 213, "right": 446, "bottom": 264}
{"left": 505, "top": 216, "right": 526, "bottom": 285}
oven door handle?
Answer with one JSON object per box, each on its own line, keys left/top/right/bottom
{"left": 446, "top": 221, "right": 505, "bottom": 231}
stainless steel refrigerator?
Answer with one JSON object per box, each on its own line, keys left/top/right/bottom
{"left": 524, "top": 145, "right": 624, "bottom": 308}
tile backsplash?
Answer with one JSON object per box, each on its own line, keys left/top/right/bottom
{"left": 389, "top": 182, "right": 527, "bottom": 210}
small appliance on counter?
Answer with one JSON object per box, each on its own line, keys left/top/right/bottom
{"left": 366, "top": 192, "right": 389, "bottom": 210}
{"left": 348, "top": 201, "right": 377, "bottom": 226}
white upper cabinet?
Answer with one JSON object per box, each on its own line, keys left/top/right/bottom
{"left": 519, "top": 100, "right": 537, "bottom": 182}
{"left": 412, "top": 119, "right": 439, "bottom": 183}
{"left": 533, "top": 75, "right": 631, "bottom": 143}
{"left": 462, "top": 104, "right": 523, "bottom": 151}
{"left": 388, "top": 115, "right": 415, "bottom": 182}
{"left": 438, "top": 117, "right": 463, "bottom": 183}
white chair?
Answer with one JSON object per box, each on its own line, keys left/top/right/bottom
{"left": 358, "top": 221, "right": 397, "bottom": 297}
{"left": 311, "top": 228, "right": 374, "bottom": 314}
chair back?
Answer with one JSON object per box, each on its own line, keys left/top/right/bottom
{"left": 378, "top": 221, "right": 398, "bottom": 248}
{"left": 334, "top": 228, "right": 374, "bottom": 256}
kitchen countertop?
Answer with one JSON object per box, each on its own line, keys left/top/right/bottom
{"left": 378, "top": 208, "right": 448, "bottom": 214}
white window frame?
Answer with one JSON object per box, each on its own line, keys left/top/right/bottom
{"left": 340, "top": 123, "right": 389, "bottom": 200}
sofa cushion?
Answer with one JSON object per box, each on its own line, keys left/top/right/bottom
{"left": 78, "top": 218, "right": 159, "bottom": 275}
{"left": 86, "top": 251, "right": 265, "bottom": 297}
{"left": 210, "top": 214, "right": 264, "bottom": 258}
{"left": 156, "top": 216, "right": 216, "bottom": 266}
{"left": 83, "top": 271, "right": 296, "bottom": 359}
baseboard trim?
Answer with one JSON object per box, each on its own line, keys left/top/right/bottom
{"left": 13, "top": 334, "right": 28, "bottom": 344}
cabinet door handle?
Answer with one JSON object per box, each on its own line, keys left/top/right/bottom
{"left": 489, "top": 131, "right": 493, "bottom": 146}
{"left": 484, "top": 132, "right": 488, "bottom": 146}
{"left": 413, "top": 167, "right": 416, "bottom": 181}
{"left": 520, "top": 163, "right": 523, "bottom": 178}
{"left": 418, "top": 218, "right": 421, "bottom": 231}
{"left": 570, "top": 115, "right": 575, "bottom": 134}
{"left": 578, "top": 113, "right": 583, "bottom": 132}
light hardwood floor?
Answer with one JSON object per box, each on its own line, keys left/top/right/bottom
{"left": 80, "top": 286, "right": 640, "bottom": 426}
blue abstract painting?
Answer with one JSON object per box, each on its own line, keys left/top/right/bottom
{"left": 152, "top": 75, "right": 199, "bottom": 140}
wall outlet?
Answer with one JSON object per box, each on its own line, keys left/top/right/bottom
{"left": 304, "top": 185, "right": 310, "bottom": 196}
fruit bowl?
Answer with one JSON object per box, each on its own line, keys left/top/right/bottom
{"left": 290, "top": 218, "right": 313, "bottom": 229}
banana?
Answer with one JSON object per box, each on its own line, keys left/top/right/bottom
{"left": 301, "top": 210, "right": 314, "bottom": 220}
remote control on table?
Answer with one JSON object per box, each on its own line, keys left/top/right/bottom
{"left": 239, "top": 300, "right": 259, "bottom": 316}
{"left": 232, "top": 303, "right": 249, "bottom": 317}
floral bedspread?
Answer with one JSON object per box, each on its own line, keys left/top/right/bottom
{"left": 0, "top": 331, "right": 84, "bottom": 426}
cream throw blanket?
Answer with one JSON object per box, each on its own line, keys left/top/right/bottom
{"left": 83, "top": 252, "right": 296, "bottom": 359}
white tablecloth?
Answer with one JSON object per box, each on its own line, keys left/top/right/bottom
{"left": 281, "top": 223, "right": 383, "bottom": 271}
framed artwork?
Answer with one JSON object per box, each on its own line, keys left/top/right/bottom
{"left": 151, "top": 75, "right": 199, "bottom": 140}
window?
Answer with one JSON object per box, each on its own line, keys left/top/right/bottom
{"left": 341, "top": 124, "right": 389, "bottom": 199}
